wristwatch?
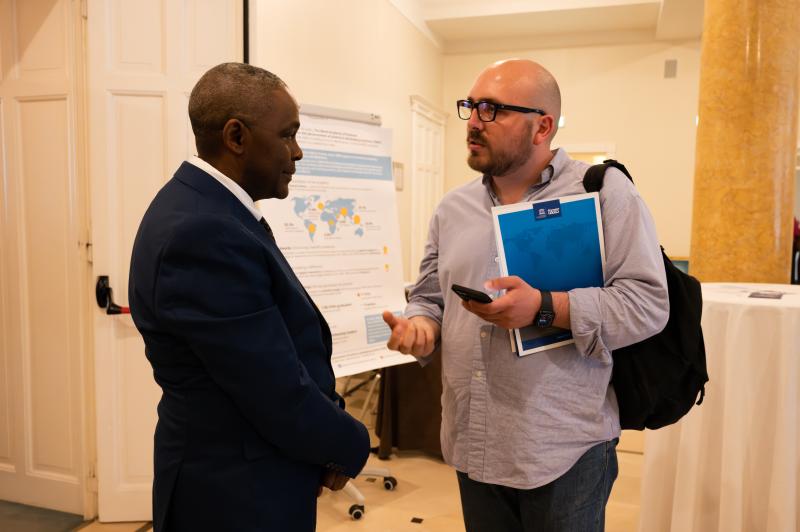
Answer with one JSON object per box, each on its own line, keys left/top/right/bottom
{"left": 535, "top": 290, "right": 555, "bottom": 328}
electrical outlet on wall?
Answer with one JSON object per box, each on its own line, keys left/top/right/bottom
{"left": 393, "top": 161, "right": 404, "bottom": 191}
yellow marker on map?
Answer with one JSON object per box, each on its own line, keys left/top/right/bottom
{"left": 328, "top": 219, "right": 335, "bottom": 226}
{"left": 353, "top": 215, "right": 361, "bottom": 224}
{"left": 317, "top": 202, "right": 324, "bottom": 210}
{"left": 308, "top": 223, "right": 316, "bottom": 234}
{"left": 383, "top": 246, "right": 388, "bottom": 255}
{"left": 340, "top": 207, "right": 348, "bottom": 216}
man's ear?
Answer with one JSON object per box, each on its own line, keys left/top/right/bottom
{"left": 532, "top": 115, "right": 555, "bottom": 146}
{"left": 221, "top": 118, "right": 248, "bottom": 155}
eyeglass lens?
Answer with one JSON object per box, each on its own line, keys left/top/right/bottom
{"left": 457, "top": 101, "right": 495, "bottom": 122}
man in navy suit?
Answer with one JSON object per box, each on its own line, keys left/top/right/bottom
{"left": 129, "top": 63, "right": 370, "bottom": 531}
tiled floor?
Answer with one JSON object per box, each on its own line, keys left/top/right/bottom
{"left": 72, "top": 450, "right": 641, "bottom": 532}
{"left": 77, "top": 523, "right": 151, "bottom": 532}
{"left": 4, "top": 375, "right": 644, "bottom": 531}
{"left": 318, "top": 450, "right": 642, "bottom": 532}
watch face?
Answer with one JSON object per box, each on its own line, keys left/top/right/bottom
{"left": 536, "top": 311, "right": 555, "bottom": 328}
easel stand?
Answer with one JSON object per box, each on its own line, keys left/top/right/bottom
{"left": 340, "top": 371, "right": 398, "bottom": 520}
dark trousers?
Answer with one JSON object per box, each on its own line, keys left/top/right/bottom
{"left": 456, "top": 439, "right": 618, "bottom": 532}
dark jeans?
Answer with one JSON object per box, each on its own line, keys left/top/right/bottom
{"left": 456, "top": 439, "right": 619, "bottom": 532}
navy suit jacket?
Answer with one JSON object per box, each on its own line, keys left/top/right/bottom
{"left": 129, "top": 162, "right": 370, "bottom": 531}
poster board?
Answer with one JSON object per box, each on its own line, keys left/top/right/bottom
{"left": 260, "top": 105, "right": 414, "bottom": 377}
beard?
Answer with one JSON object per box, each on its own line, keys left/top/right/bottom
{"left": 466, "top": 123, "right": 534, "bottom": 176}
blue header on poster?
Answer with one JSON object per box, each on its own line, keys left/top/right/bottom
{"left": 296, "top": 148, "right": 392, "bottom": 180}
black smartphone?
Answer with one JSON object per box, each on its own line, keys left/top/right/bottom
{"left": 451, "top": 283, "right": 493, "bottom": 304}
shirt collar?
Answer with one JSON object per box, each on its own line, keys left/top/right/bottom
{"left": 481, "top": 148, "right": 567, "bottom": 203}
{"left": 187, "top": 156, "right": 263, "bottom": 221}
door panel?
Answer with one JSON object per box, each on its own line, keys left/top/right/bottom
{"left": 409, "top": 96, "right": 445, "bottom": 277}
{"left": 0, "top": 0, "right": 89, "bottom": 514}
{"left": 87, "top": 0, "right": 242, "bottom": 520}
{"left": 20, "top": 96, "right": 78, "bottom": 480}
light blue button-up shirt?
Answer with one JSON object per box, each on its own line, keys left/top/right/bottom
{"left": 405, "top": 148, "right": 668, "bottom": 489}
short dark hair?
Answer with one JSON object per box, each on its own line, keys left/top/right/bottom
{"left": 188, "top": 63, "right": 286, "bottom": 155}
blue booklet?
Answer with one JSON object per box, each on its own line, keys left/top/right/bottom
{"left": 492, "top": 192, "right": 606, "bottom": 356}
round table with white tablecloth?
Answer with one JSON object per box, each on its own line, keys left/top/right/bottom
{"left": 639, "top": 283, "right": 800, "bottom": 532}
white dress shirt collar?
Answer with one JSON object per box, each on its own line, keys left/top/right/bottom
{"left": 187, "top": 156, "right": 262, "bottom": 221}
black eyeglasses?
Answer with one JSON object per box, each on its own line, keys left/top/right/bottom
{"left": 456, "top": 99, "right": 546, "bottom": 122}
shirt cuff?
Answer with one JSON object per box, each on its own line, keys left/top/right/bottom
{"left": 568, "top": 288, "right": 611, "bottom": 363}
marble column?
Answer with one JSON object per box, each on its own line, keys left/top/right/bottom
{"left": 690, "top": 0, "right": 800, "bottom": 282}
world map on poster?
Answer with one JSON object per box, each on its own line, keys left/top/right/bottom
{"left": 292, "top": 195, "right": 365, "bottom": 241}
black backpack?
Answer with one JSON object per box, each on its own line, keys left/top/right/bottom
{"left": 583, "top": 160, "right": 708, "bottom": 430}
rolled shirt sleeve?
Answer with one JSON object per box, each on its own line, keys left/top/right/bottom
{"left": 406, "top": 209, "right": 445, "bottom": 325}
{"left": 568, "top": 168, "right": 669, "bottom": 362}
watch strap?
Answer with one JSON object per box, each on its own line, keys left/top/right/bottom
{"left": 539, "top": 290, "right": 553, "bottom": 314}
{"left": 535, "top": 290, "right": 555, "bottom": 328}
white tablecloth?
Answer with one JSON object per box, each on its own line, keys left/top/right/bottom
{"left": 639, "top": 283, "right": 800, "bottom": 532}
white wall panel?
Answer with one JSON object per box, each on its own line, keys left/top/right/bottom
{"left": 109, "top": 93, "right": 164, "bottom": 488}
{"left": 111, "top": 93, "right": 166, "bottom": 288}
{"left": 14, "top": 0, "right": 65, "bottom": 74}
{"left": 119, "top": 332, "right": 158, "bottom": 485}
{"left": 410, "top": 96, "right": 445, "bottom": 275}
{"left": 18, "top": 96, "right": 77, "bottom": 480}
{"left": 187, "top": 0, "right": 237, "bottom": 73}
{"left": 112, "top": 0, "right": 164, "bottom": 74}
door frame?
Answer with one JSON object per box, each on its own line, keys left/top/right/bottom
{"left": 72, "top": 0, "right": 98, "bottom": 519}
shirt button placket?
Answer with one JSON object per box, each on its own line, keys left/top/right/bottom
{"left": 467, "top": 324, "right": 491, "bottom": 478}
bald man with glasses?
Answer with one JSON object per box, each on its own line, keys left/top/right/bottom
{"left": 382, "top": 59, "right": 667, "bottom": 531}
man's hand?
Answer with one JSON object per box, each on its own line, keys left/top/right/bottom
{"left": 382, "top": 311, "right": 440, "bottom": 357}
{"left": 462, "top": 276, "right": 541, "bottom": 329}
{"left": 318, "top": 469, "right": 350, "bottom": 497}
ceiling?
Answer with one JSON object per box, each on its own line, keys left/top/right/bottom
{"left": 394, "top": 0, "right": 704, "bottom": 53}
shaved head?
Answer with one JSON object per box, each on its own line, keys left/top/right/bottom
{"left": 476, "top": 59, "right": 561, "bottom": 137}
{"left": 189, "top": 63, "right": 287, "bottom": 156}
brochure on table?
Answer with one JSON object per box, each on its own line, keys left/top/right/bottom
{"left": 492, "top": 192, "right": 606, "bottom": 356}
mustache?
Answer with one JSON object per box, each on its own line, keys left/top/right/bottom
{"left": 467, "top": 131, "right": 486, "bottom": 145}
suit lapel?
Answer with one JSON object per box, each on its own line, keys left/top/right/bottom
{"left": 173, "top": 162, "right": 333, "bottom": 354}
{"left": 257, "top": 216, "right": 334, "bottom": 354}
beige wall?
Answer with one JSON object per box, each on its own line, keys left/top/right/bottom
{"left": 443, "top": 41, "right": 702, "bottom": 258}
{"left": 252, "top": 0, "right": 443, "bottom": 280}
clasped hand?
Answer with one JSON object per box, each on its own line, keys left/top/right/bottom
{"left": 318, "top": 468, "right": 350, "bottom": 497}
{"left": 462, "top": 276, "right": 541, "bottom": 329}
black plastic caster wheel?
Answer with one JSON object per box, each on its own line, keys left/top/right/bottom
{"left": 383, "top": 476, "right": 397, "bottom": 491}
{"left": 349, "top": 504, "right": 365, "bottom": 520}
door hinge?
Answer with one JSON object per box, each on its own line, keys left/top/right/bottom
{"left": 86, "top": 471, "right": 98, "bottom": 493}
{"left": 80, "top": 241, "right": 93, "bottom": 264}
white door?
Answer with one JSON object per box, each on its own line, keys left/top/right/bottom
{"left": 0, "top": 0, "right": 92, "bottom": 515}
{"left": 87, "top": 0, "right": 242, "bottom": 521}
{"left": 409, "top": 95, "right": 446, "bottom": 276}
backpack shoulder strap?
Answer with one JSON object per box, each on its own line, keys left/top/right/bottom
{"left": 582, "top": 159, "right": 634, "bottom": 193}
